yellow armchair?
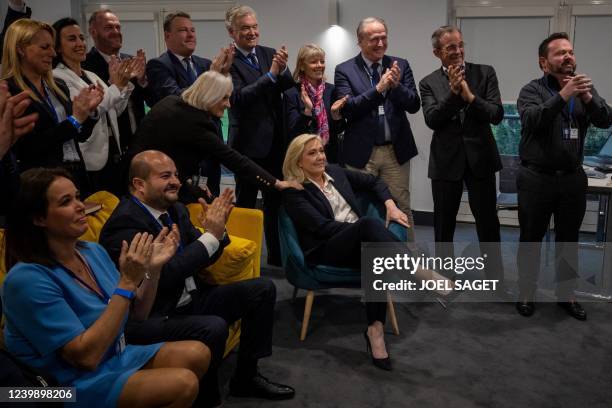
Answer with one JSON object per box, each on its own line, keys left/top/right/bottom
{"left": 80, "top": 191, "right": 120, "bottom": 243}
{"left": 186, "top": 204, "right": 264, "bottom": 356}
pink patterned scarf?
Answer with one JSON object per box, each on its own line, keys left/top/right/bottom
{"left": 302, "top": 78, "right": 330, "bottom": 145}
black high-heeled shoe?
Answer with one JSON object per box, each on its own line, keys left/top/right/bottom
{"left": 364, "top": 330, "right": 392, "bottom": 371}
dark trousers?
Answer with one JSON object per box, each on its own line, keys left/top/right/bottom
{"left": 431, "top": 169, "right": 504, "bottom": 280}
{"left": 125, "top": 278, "right": 276, "bottom": 404}
{"left": 235, "top": 154, "right": 282, "bottom": 264}
{"left": 516, "top": 166, "right": 586, "bottom": 299}
{"left": 307, "top": 216, "right": 400, "bottom": 325}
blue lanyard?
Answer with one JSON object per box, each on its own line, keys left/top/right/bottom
{"left": 56, "top": 254, "right": 111, "bottom": 304}
{"left": 41, "top": 81, "right": 60, "bottom": 125}
{"left": 130, "top": 196, "right": 184, "bottom": 252}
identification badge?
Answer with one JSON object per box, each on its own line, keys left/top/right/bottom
{"left": 185, "top": 276, "right": 197, "bottom": 292}
{"left": 116, "top": 333, "right": 126, "bottom": 354}
{"left": 378, "top": 105, "right": 385, "bottom": 116}
{"left": 570, "top": 128, "right": 579, "bottom": 140}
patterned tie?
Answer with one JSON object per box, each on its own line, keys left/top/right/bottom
{"left": 183, "top": 57, "right": 197, "bottom": 85}
{"left": 246, "top": 53, "right": 260, "bottom": 70}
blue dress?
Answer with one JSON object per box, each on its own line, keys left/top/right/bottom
{"left": 2, "top": 242, "right": 163, "bottom": 407}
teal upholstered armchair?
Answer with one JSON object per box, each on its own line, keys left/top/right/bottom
{"left": 278, "top": 192, "right": 408, "bottom": 340}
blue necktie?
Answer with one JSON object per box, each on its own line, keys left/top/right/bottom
{"left": 246, "top": 53, "right": 260, "bottom": 70}
{"left": 184, "top": 57, "right": 197, "bottom": 85}
{"left": 371, "top": 62, "right": 381, "bottom": 85}
{"left": 158, "top": 213, "right": 172, "bottom": 229}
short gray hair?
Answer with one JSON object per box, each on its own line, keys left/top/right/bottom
{"left": 356, "top": 17, "right": 388, "bottom": 42}
{"left": 181, "top": 71, "right": 233, "bottom": 112}
{"left": 225, "top": 5, "right": 256, "bottom": 31}
{"left": 431, "top": 25, "right": 461, "bottom": 49}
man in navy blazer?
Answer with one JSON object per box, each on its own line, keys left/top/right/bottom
{"left": 146, "top": 12, "right": 212, "bottom": 106}
{"left": 146, "top": 11, "right": 222, "bottom": 195}
{"left": 225, "top": 5, "right": 294, "bottom": 265}
{"left": 334, "top": 17, "right": 420, "bottom": 238}
{"left": 83, "top": 9, "right": 155, "bottom": 162}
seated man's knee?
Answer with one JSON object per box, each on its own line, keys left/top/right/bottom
{"left": 356, "top": 216, "right": 384, "bottom": 233}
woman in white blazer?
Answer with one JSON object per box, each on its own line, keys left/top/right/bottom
{"left": 52, "top": 17, "right": 139, "bottom": 194}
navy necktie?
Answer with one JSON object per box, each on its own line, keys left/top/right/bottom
{"left": 184, "top": 57, "right": 197, "bottom": 85}
{"left": 158, "top": 213, "right": 172, "bottom": 228}
{"left": 370, "top": 62, "right": 381, "bottom": 86}
{"left": 246, "top": 53, "right": 260, "bottom": 70}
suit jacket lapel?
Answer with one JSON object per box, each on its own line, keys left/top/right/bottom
{"left": 233, "top": 49, "right": 261, "bottom": 82}
{"left": 168, "top": 52, "right": 191, "bottom": 83}
{"left": 305, "top": 183, "right": 335, "bottom": 219}
{"left": 354, "top": 54, "right": 373, "bottom": 91}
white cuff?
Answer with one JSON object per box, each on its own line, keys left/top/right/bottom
{"left": 197, "top": 232, "right": 220, "bottom": 256}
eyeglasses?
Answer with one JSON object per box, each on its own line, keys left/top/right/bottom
{"left": 440, "top": 42, "right": 465, "bottom": 53}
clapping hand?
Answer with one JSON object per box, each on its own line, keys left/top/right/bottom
{"left": 211, "top": 44, "right": 235, "bottom": 76}
{"left": 118, "top": 232, "right": 155, "bottom": 290}
{"left": 388, "top": 61, "right": 401, "bottom": 88}
{"left": 300, "top": 84, "right": 313, "bottom": 115}
{"left": 0, "top": 81, "right": 38, "bottom": 157}
{"left": 561, "top": 74, "right": 593, "bottom": 103}
{"left": 270, "top": 45, "right": 288, "bottom": 76}
{"left": 108, "top": 56, "right": 132, "bottom": 89}
{"left": 197, "top": 188, "right": 234, "bottom": 240}
{"left": 448, "top": 64, "right": 464, "bottom": 95}
{"left": 274, "top": 179, "right": 304, "bottom": 191}
{"left": 72, "top": 84, "right": 104, "bottom": 123}
{"left": 149, "top": 225, "right": 180, "bottom": 272}
{"left": 376, "top": 66, "right": 399, "bottom": 93}
{"left": 331, "top": 95, "right": 348, "bottom": 120}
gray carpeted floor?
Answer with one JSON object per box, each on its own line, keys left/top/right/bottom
{"left": 218, "top": 223, "right": 612, "bottom": 408}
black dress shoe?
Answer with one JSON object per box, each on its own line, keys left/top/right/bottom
{"left": 558, "top": 301, "right": 587, "bottom": 321}
{"left": 229, "top": 373, "right": 295, "bottom": 400}
{"left": 364, "top": 330, "right": 392, "bottom": 371}
{"left": 515, "top": 301, "right": 535, "bottom": 317}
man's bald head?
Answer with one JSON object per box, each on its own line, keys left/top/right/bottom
{"left": 128, "top": 150, "right": 174, "bottom": 192}
{"left": 129, "top": 150, "right": 181, "bottom": 211}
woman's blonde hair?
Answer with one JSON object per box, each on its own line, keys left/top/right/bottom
{"left": 282, "top": 133, "right": 323, "bottom": 183}
{"left": 1, "top": 19, "right": 67, "bottom": 102}
{"left": 181, "top": 70, "right": 233, "bottom": 111}
{"left": 293, "top": 44, "right": 326, "bottom": 82}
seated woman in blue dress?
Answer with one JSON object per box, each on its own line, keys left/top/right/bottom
{"left": 2, "top": 167, "right": 211, "bottom": 407}
{"left": 282, "top": 134, "right": 410, "bottom": 371}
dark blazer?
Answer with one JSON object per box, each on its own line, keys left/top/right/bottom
{"left": 100, "top": 198, "right": 230, "bottom": 316}
{"left": 282, "top": 164, "right": 392, "bottom": 257}
{"left": 228, "top": 45, "right": 294, "bottom": 158}
{"left": 284, "top": 82, "right": 345, "bottom": 163}
{"left": 83, "top": 47, "right": 155, "bottom": 148}
{"left": 146, "top": 51, "right": 212, "bottom": 106}
{"left": 129, "top": 95, "right": 277, "bottom": 189}
{"left": 0, "top": 4, "right": 31, "bottom": 59}
{"left": 334, "top": 54, "right": 420, "bottom": 168}
{"left": 7, "top": 77, "right": 96, "bottom": 171}
{"left": 419, "top": 62, "right": 503, "bottom": 181}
